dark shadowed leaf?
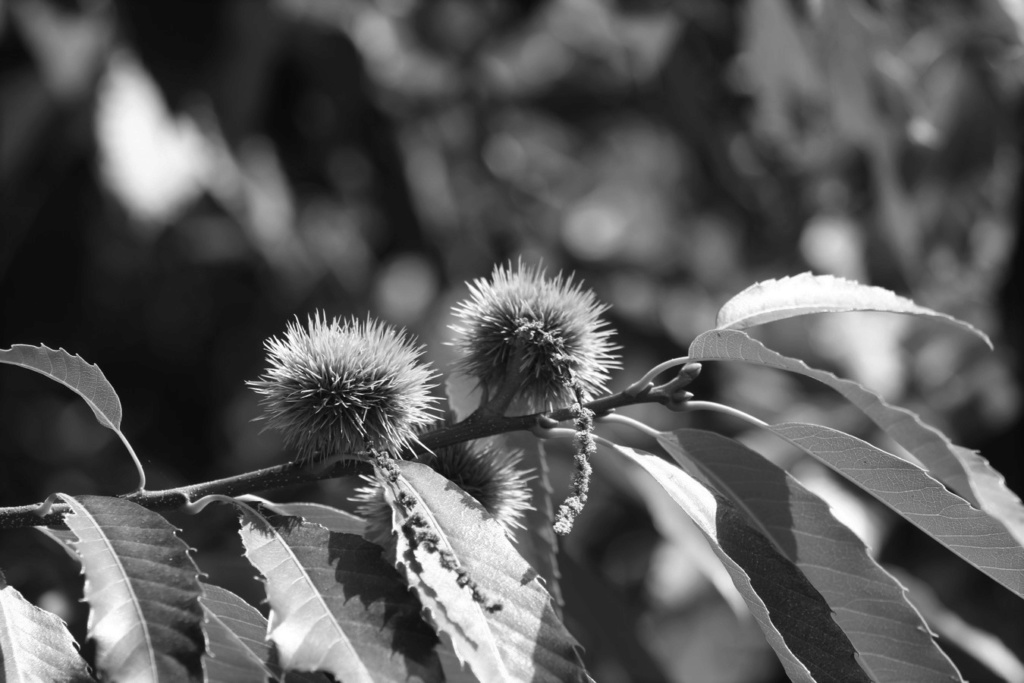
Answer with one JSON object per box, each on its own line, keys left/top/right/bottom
{"left": 384, "top": 462, "right": 588, "bottom": 683}
{"left": 767, "top": 423, "right": 1024, "bottom": 597}
{"left": 610, "top": 444, "right": 871, "bottom": 683}
{"left": 237, "top": 507, "right": 441, "bottom": 683}
{"left": 713, "top": 273, "right": 992, "bottom": 347}
{"left": 658, "top": 429, "right": 963, "bottom": 682}
{"left": 61, "top": 494, "right": 205, "bottom": 683}
{"left": 0, "top": 568, "right": 94, "bottom": 682}
{"left": 688, "top": 329, "right": 1024, "bottom": 546}
{"left": 200, "top": 583, "right": 275, "bottom": 683}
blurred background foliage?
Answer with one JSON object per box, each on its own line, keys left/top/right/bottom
{"left": 1, "top": 0, "right": 1022, "bottom": 680}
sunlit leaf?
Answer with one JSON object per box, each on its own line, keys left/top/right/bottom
{"left": 713, "top": 273, "right": 992, "bottom": 347}
{"left": 238, "top": 507, "right": 441, "bottom": 683}
{"left": 767, "top": 423, "right": 1024, "bottom": 597}
{"left": 609, "top": 445, "right": 871, "bottom": 683}
{"left": 688, "top": 329, "right": 1024, "bottom": 546}
{"left": 0, "top": 567, "right": 94, "bottom": 682}
{"left": 0, "top": 345, "right": 123, "bottom": 435}
{"left": 200, "top": 583, "right": 275, "bottom": 683}
{"left": 657, "top": 429, "right": 963, "bottom": 682}
{"left": 384, "top": 462, "right": 588, "bottom": 683}
{"left": 61, "top": 494, "right": 205, "bottom": 683}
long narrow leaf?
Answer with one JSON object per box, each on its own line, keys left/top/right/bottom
{"left": 200, "top": 583, "right": 276, "bottom": 683}
{"left": 767, "top": 423, "right": 1024, "bottom": 596}
{"left": 237, "top": 507, "right": 441, "bottom": 683}
{"left": 657, "top": 429, "right": 963, "bottom": 682}
{"left": 610, "top": 445, "right": 871, "bottom": 683}
{"left": 714, "top": 273, "right": 992, "bottom": 347}
{"left": 383, "top": 462, "right": 588, "bottom": 683}
{"left": 61, "top": 494, "right": 205, "bottom": 682}
{"left": 688, "top": 329, "right": 1024, "bottom": 547}
{"left": 0, "top": 568, "right": 94, "bottom": 682}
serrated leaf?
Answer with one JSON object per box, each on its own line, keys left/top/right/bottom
{"left": 383, "top": 462, "right": 588, "bottom": 683}
{"left": 0, "top": 344, "right": 124, "bottom": 433}
{"left": 766, "top": 423, "right": 1024, "bottom": 597}
{"left": 609, "top": 444, "right": 872, "bottom": 683}
{"left": 688, "top": 329, "right": 1024, "bottom": 546}
{"left": 0, "top": 568, "right": 94, "bottom": 682}
{"left": 657, "top": 429, "right": 963, "bottom": 682}
{"left": 200, "top": 583, "right": 275, "bottom": 683}
{"left": 713, "top": 273, "right": 992, "bottom": 347}
{"left": 237, "top": 507, "right": 441, "bottom": 683}
{"left": 61, "top": 494, "right": 205, "bottom": 682}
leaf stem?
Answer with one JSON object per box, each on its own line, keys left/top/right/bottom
{"left": 120, "top": 432, "right": 147, "bottom": 492}
{"left": 598, "top": 413, "right": 663, "bottom": 440}
{"left": 684, "top": 400, "right": 769, "bottom": 428}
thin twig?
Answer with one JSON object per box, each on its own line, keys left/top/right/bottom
{"left": 0, "top": 381, "right": 679, "bottom": 530}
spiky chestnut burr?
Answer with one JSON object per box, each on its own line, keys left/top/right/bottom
{"left": 354, "top": 438, "right": 534, "bottom": 545}
{"left": 450, "top": 261, "right": 619, "bottom": 414}
{"left": 248, "top": 312, "right": 438, "bottom": 462}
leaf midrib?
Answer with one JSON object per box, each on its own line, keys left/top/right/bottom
{"left": 259, "top": 520, "right": 372, "bottom": 682}
{"left": 69, "top": 498, "right": 158, "bottom": 682}
{"left": 395, "top": 471, "right": 512, "bottom": 682}
{"left": 202, "top": 597, "right": 274, "bottom": 679}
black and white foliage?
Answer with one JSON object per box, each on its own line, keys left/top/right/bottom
{"left": 0, "top": 270, "right": 1021, "bottom": 683}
